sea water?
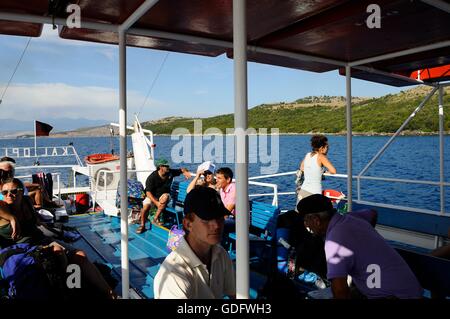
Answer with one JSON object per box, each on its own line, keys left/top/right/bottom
{"left": 1, "top": 135, "right": 449, "bottom": 212}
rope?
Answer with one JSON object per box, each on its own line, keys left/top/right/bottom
{"left": 0, "top": 37, "right": 32, "bottom": 105}
{"left": 137, "top": 52, "right": 170, "bottom": 117}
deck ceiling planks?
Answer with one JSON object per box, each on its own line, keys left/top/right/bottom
{"left": 0, "top": 0, "right": 49, "bottom": 36}
{"left": 0, "top": 0, "right": 449, "bottom": 83}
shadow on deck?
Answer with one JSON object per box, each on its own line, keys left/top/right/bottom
{"left": 68, "top": 212, "right": 270, "bottom": 299}
{"left": 69, "top": 213, "right": 169, "bottom": 298}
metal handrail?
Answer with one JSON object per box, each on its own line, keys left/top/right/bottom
{"left": 92, "top": 169, "right": 280, "bottom": 207}
{"left": 3, "top": 146, "right": 84, "bottom": 167}
{"left": 92, "top": 168, "right": 154, "bottom": 209}
{"left": 93, "top": 167, "right": 449, "bottom": 215}
{"left": 248, "top": 180, "right": 278, "bottom": 206}
{"left": 16, "top": 172, "right": 61, "bottom": 201}
{"left": 248, "top": 170, "right": 449, "bottom": 215}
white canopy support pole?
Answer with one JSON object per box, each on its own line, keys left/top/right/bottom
{"left": 432, "top": 84, "right": 446, "bottom": 248}
{"left": 358, "top": 87, "right": 438, "bottom": 178}
{"left": 354, "top": 65, "right": 427, "bottom": 86}
{"left": 345, "top": 66, "right": 353, "bottom": 212}
{"left": 118, "top": 29, "right": 129, "bottom": 300}
{"left": 438, "top": 84, "right": 445, "bottom": 216}
{"left": 233, "top": 0, "right": 250, "bottom": 299}
{"left": 119, "top": 0, "right": 159, "bottom": 31}
{"left": 117, "top": 0, "right": 160, "bottom": 300}
{"left": 349, "top": 40, "right": 450, "bottom": 67}
{"left": 436, "top": 84, "right": 446, "bottom": 248}
{"left": 34, "top": 121, "right": 37, "bottom": 157}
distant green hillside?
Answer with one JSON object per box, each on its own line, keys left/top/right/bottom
{"left": 143, "top": 86, "right": 449, "bottom": 135}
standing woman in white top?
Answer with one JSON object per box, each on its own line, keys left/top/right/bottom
{"left": 297, "top": 135, "right": 336, "bottom": 202}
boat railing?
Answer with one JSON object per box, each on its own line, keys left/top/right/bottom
{"left": 93, "top": 169, "right": 279, "bottom": 208}
{"left": 2, "top": 145, "right": 84, "bottom": 167}
{"left": 6, "top": 145, "right": 86, "bottom": 191}
{"left": 249, "top": 171, "right": 450, "bottom": 216}
{"left": 15, "top": 172, "right": 62, "bottom": 202}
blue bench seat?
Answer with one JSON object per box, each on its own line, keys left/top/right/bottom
{"left": 228, "top": 200, "right": 280, "bottom": 274}
{"left": 164, "top": 181, "right": 190, "bottom": 227}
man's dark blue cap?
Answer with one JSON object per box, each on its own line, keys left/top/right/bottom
{"left": 184, "top": 187, "right": 230, "bottom": 220}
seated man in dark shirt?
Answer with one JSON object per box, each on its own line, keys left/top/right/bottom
{"left": 136, "top": 159, "right": 190, "bottom": 233}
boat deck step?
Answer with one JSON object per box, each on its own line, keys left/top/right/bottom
{"left": 68, "top": 213, "right": 170, "bottom": 298}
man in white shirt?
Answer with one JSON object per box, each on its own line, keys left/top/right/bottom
{"left": 154, "top": 187, "right": 236, "bottom": 299}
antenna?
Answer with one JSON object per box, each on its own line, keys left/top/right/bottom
{"left": 0, "top": 37, "right": 32, "bottom": 104}
{"left": 137, "top": 52, "right": 170, "bottom": 117}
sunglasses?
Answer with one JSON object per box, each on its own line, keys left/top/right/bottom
{"left": 1, "top": 188, "right": 23, "bottom": 196}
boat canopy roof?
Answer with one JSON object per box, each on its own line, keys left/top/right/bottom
{"left": 0, "top": 0, "right": 449, "bottom": 86}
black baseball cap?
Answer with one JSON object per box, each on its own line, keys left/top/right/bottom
{"left": 184, "top": 187, "right": 230, "bottom": 220}
{"left": 297, "top": 194, "right": 334, "bottom": 216}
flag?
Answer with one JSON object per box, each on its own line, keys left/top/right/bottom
{"left": 35, "top": 121, "right": 53, "bottom": 137}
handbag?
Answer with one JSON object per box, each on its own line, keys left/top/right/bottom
{"left": 166, "top": 225, "right": 185, "bottom": 253}
{"left": 295, "top": 169, "right": 304, "bottom": 194}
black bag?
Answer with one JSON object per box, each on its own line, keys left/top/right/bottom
{"left": 277, "top": 210, "right": 327, "bottom": 279}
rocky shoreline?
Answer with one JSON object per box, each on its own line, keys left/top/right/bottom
{"left": 3, "top": 129, "right": 448, "bottom": 139}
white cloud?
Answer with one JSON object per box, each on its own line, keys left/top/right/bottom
{"left": 0, "top": 83, "right": 164, "bottom": 121}
{"left": 96, "top": 48, "right": 116, "bottom": 61}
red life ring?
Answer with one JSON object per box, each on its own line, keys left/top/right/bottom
{"left": 85, "top": 153, "right": 120, "bottom": 164}
{"left": 322, "top": 189, "right": 345, "bottom": 203}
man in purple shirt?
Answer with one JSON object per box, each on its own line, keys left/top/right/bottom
{"left": 297, "top": 194, "right": 423, "bottom": 299}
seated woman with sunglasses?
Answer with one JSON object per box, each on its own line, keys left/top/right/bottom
{"left": 0, "top": 200, "right": 20, "bottom": 247}
{"left": 0, "top": 180, "right": 45, "bottom": 246}
{"left": 0, "top": 178, "right": 117, "bottom": 299}
{"left": 0, "top": 157, "right": 58, "bottom": 210}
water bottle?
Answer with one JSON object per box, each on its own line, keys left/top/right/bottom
{"left": 337, "top": 201, "right": 348, "bottom": 215}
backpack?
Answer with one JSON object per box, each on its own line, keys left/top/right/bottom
{"left": 0, "top": 243, "right": 65, "bottom": 299}
{"left": 116, "top": 179, "right": 145, "bottom": 209}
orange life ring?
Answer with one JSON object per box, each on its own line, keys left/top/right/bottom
{"left": 85, "top": 153, "right": 120, "bottom": 164}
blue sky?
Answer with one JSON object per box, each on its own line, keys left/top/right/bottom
{"left": 0, "top": 25, "right": 405, "bottom": 124}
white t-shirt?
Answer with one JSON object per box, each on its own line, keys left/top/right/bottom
{"left": 154, "top": 236, "right": 236, "bottom": 299}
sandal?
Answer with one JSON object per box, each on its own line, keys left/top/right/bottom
{"left": 152, "top": 219, "right": 163, "bottom": 226}
{"left": 135, "top": 225, "right": 146, "bottom": 234}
